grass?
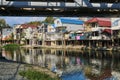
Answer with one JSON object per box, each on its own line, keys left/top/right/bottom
{"left": 19, "top": 69, "right": 60, "bottom": 80}
{"left": 3, "top": 43, "right": 20, "bottom": 51}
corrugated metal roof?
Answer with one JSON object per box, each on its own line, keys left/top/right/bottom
{"left": 60, "top": 18, "right": 84, "bottom": 25}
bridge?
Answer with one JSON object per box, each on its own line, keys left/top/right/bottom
{"left": 0, "top": 0, "right": 120, "bottom": 16}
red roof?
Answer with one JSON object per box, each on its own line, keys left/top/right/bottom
{"left": 86, "top": 18, "right": 111, "bottom": 27}
{"left": 21, "top": 24, "right": 37, "bottom": 29}
{"left": 2, "top": 36, "right": 11, "bottom": 40}
{"left": 102, "top": 29, "right": 112, "bottom": 34}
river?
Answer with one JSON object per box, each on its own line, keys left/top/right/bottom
{"left": 1, "top": 48, "right": 120, "bottom": 80}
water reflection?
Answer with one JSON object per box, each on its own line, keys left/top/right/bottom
{"left": 1, "top": 48, "right": 120, "bottom": 80}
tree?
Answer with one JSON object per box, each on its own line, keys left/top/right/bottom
{"left": 8, "top": 33, "right": 14, "bottom": 40}
{"left": 43, "top": 17, "right": 54, "bottom": 24}
{"left": 0, "top": 18, "right": 11, "bottom": 29}
{"left": 27, "top": 21, "right": 42, "bottom": 26}
{"left": 0, "top": 18, "right": 11, "bottom": 45}
{"left": 0, "top": 18, "right": 6, "bottom": 27}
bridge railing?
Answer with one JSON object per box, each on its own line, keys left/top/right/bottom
{"left": 0, "top": 0, "right": 120, "bottom": 9}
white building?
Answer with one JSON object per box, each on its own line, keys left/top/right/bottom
{"left": 54, "top": 18, "right": 84, "bottom": 32}
{"left": 13, "top": 24, "right": 38, "bottom": 45}
{"left": 85, "top": 18, "right": 112, "bottom": 40}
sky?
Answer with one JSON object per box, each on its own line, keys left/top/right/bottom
{"left": 0, "top": 16, "right": 46, "bottom": 27}
{"left": 0, "top": 16, "right": 79, "bottom": 27}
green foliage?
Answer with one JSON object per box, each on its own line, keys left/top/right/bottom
{"left": 27, "top": 21, "right": 42, "bottom": 26}
{"left": 43, "top": 17, "right": 54, "bottom": 24}
{"left": 0, "top": 18, "right": 10, "bottom": 28}
{"left": 19, "top": 69, "right": 59, "bottom": 80}
{"left": 0, "top": 18, "right": 6, "bottom": 27}
{"left": 3, "top": 44, "right": 20, "bottom": 51}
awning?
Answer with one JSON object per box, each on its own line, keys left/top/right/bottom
{"left": 102, "top": 29, "right": 112, "bottom": 34}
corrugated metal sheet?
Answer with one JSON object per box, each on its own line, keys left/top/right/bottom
{"left": 60, "top": 18, "right": 84, "bottom": 25}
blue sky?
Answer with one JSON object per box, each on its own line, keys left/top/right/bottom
{"left": 0, "top": 17, "right": 46, "bottom": 27}
{"left": 0, "top": 17, "right": 79, "bottom": 27}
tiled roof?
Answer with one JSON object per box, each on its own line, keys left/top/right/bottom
{"left": 21, "top": 24, "right": 38, "bottom": 29}
{"left": 86, "top": 18, "right": 111, "bottom": 27}
{"left": 2, "top": 36, "right": 10, "bottom": 40}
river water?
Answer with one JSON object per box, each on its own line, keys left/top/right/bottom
{"left": 1, "top": 48, "right": 120, "bottom": 80}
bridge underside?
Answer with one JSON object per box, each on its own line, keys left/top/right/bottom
{"left": 0, "top": 6, "right": 120, "bottom": 17}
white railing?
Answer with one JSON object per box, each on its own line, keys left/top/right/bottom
{"left": 92, "top": 36, "right": 102, "bottom": 40}
{"left": 91, "top": 27, "right": 101, "bottom": 31}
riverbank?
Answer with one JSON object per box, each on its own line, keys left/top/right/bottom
{"left": 0, "top": 60, "right": 26, "bottom": 80}
{"left": 21, "top": 45, "right": 84, "bottom": 49}
{"left": 21, "top": 45, "right": 120, "bottom": 51}
{"left": 0, "top": 59, "right": 58, "bottom": 80}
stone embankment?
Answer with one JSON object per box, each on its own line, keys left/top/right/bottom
{"left": 21, "top": 45, "right": 120, "bottom": 51}
{"left": 21, "top": 45, "right": 84, "bottom": 50}
{"left": 0, "top": 60, "right": 26, "bottom": 80}
{"left": 0, "top": 59, "right": 57, "bottom": 80}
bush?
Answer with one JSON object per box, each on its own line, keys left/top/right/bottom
{"left": 19, "top": 69, "right": 59, "bottom": 80}
{"left": 3, "top": 43, "right": 20, "bottom": 51}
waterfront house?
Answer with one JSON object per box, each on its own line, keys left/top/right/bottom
{"left": 54, "top": 18, "right": 84, "bottom": 32}
{"left": 2, "top": 27, "right": 13, "bottom": 44}
{"left": 85, "top": 18, "right": 111, "bottom": 40}
{"left": 41, "top": 18, "right": 84, "bottom": 47}
{"left": 54, "top": 18, "right": 84, "bottom": 46}
{"left": 13, "top": 24, "right": 23, "bottom": 44}
{"left": 111, "top": 18, "right": 120, "bottom": 46}
{"left": 13, "top": 24, "right": 38, "bottom": 45}
{"left": 21, "top": 24, "right": 38, "bottom": 45}
{"left": 45, "top": 24, "right": 57, "bottom": 46}
{"left": 85, "top": 18, "right": 112, "bottom": 47}
{"left": 38, "top": 23, "right": 57, "bottom": 46}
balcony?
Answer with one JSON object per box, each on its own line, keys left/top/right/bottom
{"left": 91, "top": 27, "right": 101, "bottom": 32}
{"left": 91, "top": 36, "right": 102, "bottom": 40}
